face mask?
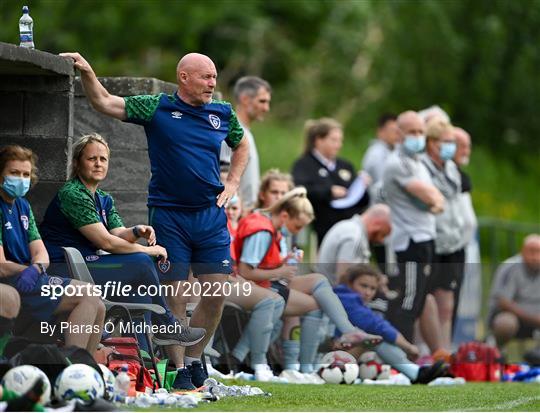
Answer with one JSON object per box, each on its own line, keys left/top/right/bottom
{"left": 1, "top": 176, "right": 31, "bottom": 198}
{"left": 281, "top": 226, "right": 290, "bottom": 237}
{"left": 403, "top": 135, "right": 426, "bottom": 154}
{"left": 440, "top": 142, "right": 457, "bottom": 161}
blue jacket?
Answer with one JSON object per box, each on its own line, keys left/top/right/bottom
{"left": 333, "top": 284, "right": 398, "bottom": 343}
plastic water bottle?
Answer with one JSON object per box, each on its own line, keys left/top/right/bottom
{"left": 114, "top": 365, "right": 130, "bottom": 402}
{"left": 19, "top": 6, "right": 34, "bottom": 49}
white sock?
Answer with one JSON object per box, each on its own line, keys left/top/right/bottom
{"left": 184, "top": 356, "right": 200, "bottom": 366}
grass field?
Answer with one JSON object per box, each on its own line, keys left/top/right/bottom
{"left": 164, "top": 381, "right": 540, "bottom": 411}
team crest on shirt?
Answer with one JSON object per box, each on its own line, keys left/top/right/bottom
{"left": 85, "top": 255, "right": 100, "bottom": 262}
{"left": 20, "top": 215, "right": 29, "bottom": 230}
{"left": 338, "top": 169, "right": 352, "bottom": 181}
{"left": 171, "top": 111, "right": 183, "bottom": 119}
{"left": 209, "top": 114, "right": 221, "bottom": 129}
{"left": 158, "top": 259, "right": 171, "bottom": 273}
{"left": 221, "top": 259, "right": 230, "bottom": 268}
{"left": 318, "top": 168, "right": 329, "bottom": 178}
{"left": 48, "top": 276, "right": 64, "bottom": 286}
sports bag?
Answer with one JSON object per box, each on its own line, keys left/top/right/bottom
{"left": 102, "top": 337, "right": 155, "bottom": 393}
{"left": 450, "top": 341, "right": 502, "bottom": 382}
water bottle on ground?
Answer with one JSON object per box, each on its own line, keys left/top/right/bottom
{"left": 114, "top": 365, "right": 130, "bottom": 403}
{"left": 19, "top": 6, "right": 34, "bottom": 49}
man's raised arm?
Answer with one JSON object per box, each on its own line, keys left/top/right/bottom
{"left": 60, "top": 52, "right": 126, "bottom": 120}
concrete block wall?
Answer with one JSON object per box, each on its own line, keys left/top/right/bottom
{"left": 0, "top": 41, "right": 177, "bottom": 227}
{"left": 0, "top": 42, "right": 74, "bottom": 222}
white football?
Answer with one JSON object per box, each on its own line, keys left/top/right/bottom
{"left": 318, "top": 351, "right": 359, "bottom": 384}
{"left": 358, "top": 351, "right": 391, "bottom": 380}
{"left": 1, "top": 365, "right": 51, "bottom": 404}
{"left": 54, "top": 364, "right": 105, "bottom": 403}
{"left": 98, "top": 364, "right": 116, "bottom": 401}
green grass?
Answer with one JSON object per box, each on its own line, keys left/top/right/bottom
{"left": 148, "top": 381, "right": 540, "bottom": 411}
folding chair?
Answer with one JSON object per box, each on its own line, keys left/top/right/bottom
{"left": 62, "top": 247, "right": 164, "bottom": 388}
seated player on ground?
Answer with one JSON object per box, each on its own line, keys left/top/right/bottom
{"left": 335, "top": 264, "right": 449, "bottom": 383}
{"left": 234, "top": 187, "right": 382, "bottom": 383}
{"left": 39, "top": 134, "right": 205, "bottom": 352}
{"left": 0, "top": 144, "right": 104, "bottom": 353}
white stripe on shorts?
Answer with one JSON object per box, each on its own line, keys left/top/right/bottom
{"left": 402, "top": 261, "right": 417, "bottom": 310}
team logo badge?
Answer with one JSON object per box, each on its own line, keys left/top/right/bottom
{"left": 209, "top": 114, "right": 221, "bottom": 129}
{"left": 171, "top": 111, "right": 182, "bottom": 119}
{"left": 48, "top": 276, "right": 64, "bottom": 286}
{"left": 20, "top": 215, "right": 29, "bottom": 230}
{"left": 318, "top": 168, "right": 328, "bottom": 178}
{"left": 221, "top": 259, "right": 230, "bottom": 267}
{"left": 338, "top": 169, "right": 352, "bottom": 181}
{"left": 158, "top": 260, "right": 171, "bottom": 273}
{"left": 85, "top": 255, "right": 100, "bottom": 262}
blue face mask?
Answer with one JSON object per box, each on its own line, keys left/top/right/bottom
{"left": 281, "top": 226, "right": 290, "bottom": 237}
{"left": 439, "top": 142, "right": 457, "bottom": 161}
{"left": 403, "top": 135, "right": 426, "bottom": 154}
{"left": 1, "top": 176, "right": 31, "bottom": 198}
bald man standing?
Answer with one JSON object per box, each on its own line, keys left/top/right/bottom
{"left": 382, "top": 110, "right": 444, "bottom": 342}
{"left": 61, "top": 52, "right": 249, "bottom": 389}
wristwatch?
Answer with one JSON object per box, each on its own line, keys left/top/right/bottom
{"left": 132, "top": 225, "right": 141, "bottom": 238}
{"left": 36, "top": 263, "right": 46, "bottom": 274}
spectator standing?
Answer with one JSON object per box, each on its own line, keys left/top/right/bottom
{"left": 382, "top": 111, "right": 444, "bottom": 342}
{"left": 220, "top": 77, "right": 271, "bottom": 210}
{"left": 292, "top": 118, "right": 370, "bottom": 245}
{"left": 421, "top": 118, "right": 465, "bottom": 349}
{"left": 451, "top": 126, "right": 480, "bottom": 342}
{"left": 361, "top": 114, "right": 400, "bottom": 274}
{"left": 362, "top": 113, "right": 401, "bottom": 187}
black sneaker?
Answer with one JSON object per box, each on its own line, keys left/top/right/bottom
{"left": 172, "top": 367, "right": 196, "bottom": 391}
{"left": 187, "top": 361, "right": 208, "bottom": 388}
{"left": 414, "top": 360, "right": 450, "bottom": 384}
{"left": 153, "top": 323, "right": 206, "bottom": 346}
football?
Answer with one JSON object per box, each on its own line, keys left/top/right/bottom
{"left": 98, "top": 364, "right": 116, "bottom": 401}
{"left": 1, "top": 365, "right": 52, "bottom": 404}
{"left": 358, "top": 351, "right": 391, "bottom": 380}
{"left": 318, "top": 350, "right": 359, "bottom": 384}
{"left": 54, "top": 364, "right": 105, "bottom": 403}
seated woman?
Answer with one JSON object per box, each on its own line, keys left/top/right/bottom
{"left": 40, "top": 134, "right": 205, "bottom": 348}
{"left": 234, "top": 187, "right": 382, "bottom": 382}
{"left": 335, "top": 264, "right": 449, "bottom": 384}
{"left": 0, "top": 144, "right": 104, "bottom": 353}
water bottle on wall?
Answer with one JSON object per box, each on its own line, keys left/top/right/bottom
{"left": 19, "top": 6, "right": 34, "bottom": 49}
{"left": 114, "top": 365, "right": 130, "bottom": 402}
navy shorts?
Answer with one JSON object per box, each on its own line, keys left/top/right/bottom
{"left": 149, "top": 205, "right": 232, "bottom": 281}
{"left": 3, "top": 274, "right": 71, "bottom": 323}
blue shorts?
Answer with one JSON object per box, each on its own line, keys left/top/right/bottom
{"left": 3, "top": 274, "right": 71, "bottom": 323}
{"left": 149, "top": 205, "right": 232, "bottom": 281}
